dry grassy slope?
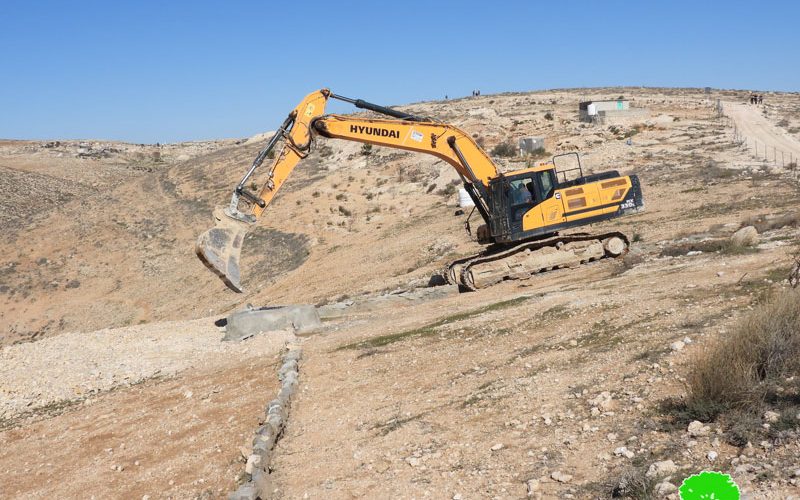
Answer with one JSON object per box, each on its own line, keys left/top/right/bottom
{"left": 0, "top": 87, "right": 790, "bottom": 349}
{"left": 0, "top": 140, "right": 227, "bottom": 345}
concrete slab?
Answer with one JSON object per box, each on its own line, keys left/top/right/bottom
{"left": 224, "top": 305, "right": 321, "bottom": 342}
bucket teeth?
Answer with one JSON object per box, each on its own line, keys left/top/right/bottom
{"left": 195, "top": 208, "right": 249, "bottom": 293}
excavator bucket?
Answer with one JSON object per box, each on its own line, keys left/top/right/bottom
{"left": 195, "top": 207, "right": 250, "bottom": 293}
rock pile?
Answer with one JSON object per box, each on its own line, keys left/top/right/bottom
{"left": 230, "top": 344, "right": 302, "bottom": 500}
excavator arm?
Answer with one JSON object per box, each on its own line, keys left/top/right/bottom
{"left": 196, "top": 89, "right": 500, "bottom": 292}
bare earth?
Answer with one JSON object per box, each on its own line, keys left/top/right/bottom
{"left": 2, "top": 87, "right": 800, "bottom": 498}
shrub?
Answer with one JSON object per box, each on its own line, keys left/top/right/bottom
{"left": 685, "top": 290, "right": 800, "bottom": 420}
{"left": 491, "top": 142, "right": 517, "bottom": 158}
{"left": 544, "top": 112, "right": 554, "bottom": 121}
{"left": 436, "top": 180, "right": 459, "bottom": 197}
{"left": 338, "top": 205, "right": 352, "bottom": 217}
{"left": 610, "top": 467, "right": 657, "bottom": 499}
{"left": 360, "top": 144, "right": 373, "bottom": 156}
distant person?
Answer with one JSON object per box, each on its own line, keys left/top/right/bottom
{"left": 758, "top": 95, "right": 763, "bottom": 104}
{"left": 445, "top": 95, "right": 448, "bottom": 100}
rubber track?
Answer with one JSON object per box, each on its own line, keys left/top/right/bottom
{"left": 447, "top": 231, "right": 629, "bottom": 291}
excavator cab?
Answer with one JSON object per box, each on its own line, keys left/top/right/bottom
{"left": 484, "top": 153, "right": 642, "bottom": 246}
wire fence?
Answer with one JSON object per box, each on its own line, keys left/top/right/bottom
{"left": 717, "top": 102, "right": 798, "bottom": 175}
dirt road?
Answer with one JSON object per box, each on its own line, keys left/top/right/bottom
{"left": 725, "top": 101, "right": 800, "bottom": 162}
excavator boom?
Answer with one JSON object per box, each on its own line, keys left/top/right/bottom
{"left": 196, "top": 89, "right": 500, "bottom": 291}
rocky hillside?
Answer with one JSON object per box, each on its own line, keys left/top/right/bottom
{"left": 3, "top": 87, "right": 800, "bottom": 498}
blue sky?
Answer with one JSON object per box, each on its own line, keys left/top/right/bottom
{"left": 1, "top": 0, "right": 797, "bottom": 143}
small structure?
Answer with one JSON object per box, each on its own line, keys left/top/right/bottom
{"left": 579, "top": 99, "right": 648, "bottom": 124}
{"left": 519, "top": 137, "right": 545, "bottom": 155}
{"left": 457, "top": 188, "right": 475, "bottom": 208}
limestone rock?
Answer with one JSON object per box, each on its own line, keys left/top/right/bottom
{"left": 687, "top": 420, "right": 710, "bottom": 437}
{"left": 550, "top": 471, "right": 572, "bottom": 483}
{"left": 731, "top": 226, "right": 759, "bottom": 247}
{"left": 614, "top": 446, "right": 634, "bottom": 458}
{"left": 655, "top": 481, "right": 677, "bottom": 495}
{"left": 526, "top": 478, "right": 540, "bottom": 495}
{"left": 646, "top": 459, "right": 677, "bottom": 478}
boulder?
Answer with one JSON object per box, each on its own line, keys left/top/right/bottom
{"left": 687, "top": 420, "right": 711, "bottom": 437}
{"left": 646, "top": 459, "right": 677, "bottom": 478}
{"left": 731, "top": 226, "right": 759, "bottom": 247}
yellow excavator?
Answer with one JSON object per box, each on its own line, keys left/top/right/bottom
{"left": 196, "top": 89, "right": 644, "bottom": 292}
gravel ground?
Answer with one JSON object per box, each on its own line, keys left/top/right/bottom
{"left": 0, "top": 317, "right": 293, "bottom": 420}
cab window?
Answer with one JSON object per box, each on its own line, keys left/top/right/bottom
{"left": 536, "top": 170, "right": 555, "bottom": 201}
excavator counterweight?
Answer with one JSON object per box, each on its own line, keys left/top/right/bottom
{"left": 196, "top": 89, "right": 644, "bottom": 293}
